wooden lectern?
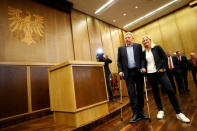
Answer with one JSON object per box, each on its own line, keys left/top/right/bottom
{"left": 48, "top": 61, "right": 109, "bottom": 127}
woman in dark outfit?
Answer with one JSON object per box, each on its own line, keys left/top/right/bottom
{"left": 141, "top": 36, "right": 190, "bottom": 123}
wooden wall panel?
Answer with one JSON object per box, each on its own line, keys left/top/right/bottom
{"left": 71, "top": 10, "right": 91, "bottom": 61}
{"left": 118, "top": 29, "right": 125, "bottom": 45}
{"left": 158, "top": 14, "right": 184, "bottom": 53}
{"left": 30, "top": 66, "right": 51, "bottom": 111}
{"left": 133, "top": 28, "right": 146, "bottom": 45}
{"left": 175, "top": 7, "right": 197, "bottom": 57}
{"left": 0, "top": 66, "right": 28, "bottom": 119}
{"left": 133, "top": 6, "right": 197, "bottom": 57}
{"left": 86, "top": 16, "right": 103, "bottom": 61}
{"left": 144, "top": 22, "right": 165, "bottom": 48}
{"left": 99, "top": 22, "right": 117, "bottom": 73}
{"left": 110, "top": 26, "right": 121, "bottom": 71}
{"left": 0, "top": 0, "right": 74, "bottom": 63}
{"left": 54, "top": 11, "right": 74, "bottom": 62}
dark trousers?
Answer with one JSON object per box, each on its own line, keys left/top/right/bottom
{"left": 147, "top": 72, "right": 181, "bottom": 114}
{"left": 166, "top": 69, "right": 176, "bottom": 93}
{"left": 181, "top": 71, "right": 189, "bottom": 91}
{"left": 192, "top": 67, "right": 197, "bottom": 86}
{"left": 125, "top": 68, "right": 144, "bottom": 115}
{"left": 174, "top": 71, "right": 184, "bottom": 93}
{"left": 105, "top": 74, "right": 114, "bottom": 101}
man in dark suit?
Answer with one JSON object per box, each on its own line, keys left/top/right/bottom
{"left": 166, "top": 50, "right": 177, "bottom": 93}
{"left": 97, "top": 53, "right": 115, "bottom": 101}
{"left": 188, "top": 52, "right": 197, "bottom": 87}
{"left": 117, "top": 32, "right": 148, "bottom": 123}
{"left": 175, "top": 51, "right": 189, "bottom": 92}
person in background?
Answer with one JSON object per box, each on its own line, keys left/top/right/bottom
{"left": 141, "top": 36, "right": 190, "bottom": 123}
{"left": 166, "top": 50, "right": 177, "bottom": 93}
{"left": 117, "top": 32, "right": 148, "bottom": 123}
{"left": 188, "top": 52, "right": 197, "bottom": 87}
{"left": 175, "top": 51, "right": 189, "bottom": 92}
{"left": 170, "top": 51, "right": 184, "bottom": 94}
{"left": 97, "top": 53, "right": 115, "bottom": 102}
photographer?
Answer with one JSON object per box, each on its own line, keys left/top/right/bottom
{"left": 97, "top": 53, "right": 115, "bottom": 102}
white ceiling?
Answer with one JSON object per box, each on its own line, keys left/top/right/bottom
{"left": 67, "top": 0, "right": 192, "bottom": 31}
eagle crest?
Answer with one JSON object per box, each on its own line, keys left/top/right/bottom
{"left": 8, "top": 6, "right": 44, "bottom": 45}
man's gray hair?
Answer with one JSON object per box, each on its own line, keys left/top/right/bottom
{"left": 124, "top": 32, "right": 134, "bottom": 38}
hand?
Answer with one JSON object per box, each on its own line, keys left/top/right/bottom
{"left": 141, "top": 68, "right": 146, "bottom": 73}
{"left": 104, "top": 54, "right": 108, "bottom": 58}
{"left": 119, "top": 72, "right": 124, "bottom": 78}
{"left": 158, "top": 69, "right": 164, "bottom": 72}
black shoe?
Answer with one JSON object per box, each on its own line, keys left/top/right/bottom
{"left": 179, "top": 91, "right": 184, "bottom": 94}
{"left": 129, "top": 114, "right": 141, "bottom": 123}
{"left": 109, "top": 98, "right": 115, "bottom": 102}
{"left": 139, "top": 113, "right": 149, "bottom": 119}
{"left": 185, "top": 89, "right": 190, "bottom": 92}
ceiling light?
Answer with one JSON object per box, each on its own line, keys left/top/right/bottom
{"left": 123, "top": 13, "right": 127, "bottom": 16}
{"left": 135, "top": 6, "right": 138, "bottom": 9}
{"left": 113, "top": 19, "right": 116, "bottom": 22}
{"left": 95, "top": 0, "right": 116, "bottom": 15}
{"left": 123, "top": 0, "right": 179, "bottom": 29}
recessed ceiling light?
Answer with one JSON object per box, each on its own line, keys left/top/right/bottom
{"left": 95, "top": 0, "right": 116, "bottom": 15}
{"left": 123, "top": 0, "right": 178, "bottom": 29}
{"left": 123, "top": 13, "right": 127, "bottom": 16}
{"left": 135, "top": 6, "right": 138, "bottom": 9}
{"left": 113, "top": 19, "right": 116, "bottom": 22}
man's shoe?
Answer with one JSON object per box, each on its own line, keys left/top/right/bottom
{"left": 176, "top": 113, "right": 190, "bottom": 123}
{"left": 129, "top": 114, "right": 141, "bottom": 123}
{"left": 109, "top": 98, "right": 115, "bottom": 102}
{"left": 179, "top": 91, "right": 184, "bottom": 95}
{"left": 139, "top": 113, "right": 149, "bottom": 119}
{"left": 157, "top": 111, "right": 164, "bottom": 119}
{"left": 185, "top": 89, "right": 190, "bottom": 92}
{"left": 110, "top": 99, "right": 115, "bottom": 102}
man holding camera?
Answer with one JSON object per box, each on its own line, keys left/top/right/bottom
{"left": 97, "top": 53, "right": 115, "bottom": 102}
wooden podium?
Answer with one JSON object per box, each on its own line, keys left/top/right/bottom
{"left": 48, "top": 61, "right": 109, "bottom": 127}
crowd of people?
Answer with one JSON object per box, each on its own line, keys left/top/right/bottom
{"left": 97, "top": 31, "right": 196, "bottom": 124}
{"left": 117, "top": 32, "right": 196, "bottom": 123}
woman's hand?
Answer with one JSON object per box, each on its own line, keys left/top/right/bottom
{"left": 158, "top": 69, "right": 164, "bottom": 72}
{"left": 119, "top": 72, "right": 124, "bottom": 78}
{"left": 141, "top": 68, "right": 146, "bottom": 73}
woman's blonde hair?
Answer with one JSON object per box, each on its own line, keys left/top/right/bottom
{"left": 142, "top": 35, "right": 156, "bottom": 50}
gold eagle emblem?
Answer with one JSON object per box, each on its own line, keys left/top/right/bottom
{"left": 8, "top": 6, "right": 44, "bottom": 45}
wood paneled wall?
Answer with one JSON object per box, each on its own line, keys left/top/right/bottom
{"left": 133, "top": 6, "right": 197, "bottom": 58}
{"left": 0, "top": 0, "right": 125, "bottom": 123}
{"left": 86, "top": 16, "right": 103, "bottom": 61}
{"left": 71, "top": 10, "right": 92, "bottom": 61}
{"left": 0, "top": 0, "right": 125, "bottom": 73}
{"left": 70, "top": 9, "right": 125, "bottom": 72}
{"left": 0, "top": 66, "right": 28, "bottom": 119}
{"left": 99, "top": 22, "right": 117, "bottom": 73}
{"left": 0, "top": 0, "right": 74, "bottom": 63}
{"left": 110, "top": 27, "right": 122, "bottom": 72}
{"left": 0, "top": 64, "right": 53, "bottom": 120}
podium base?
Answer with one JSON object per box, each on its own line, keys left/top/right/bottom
{"left": 54, "top": 103, "right": 109, "bottom": 127}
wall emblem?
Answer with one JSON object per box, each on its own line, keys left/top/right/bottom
{"left": 8, "top": 6, "right": 44, "bottom": 45}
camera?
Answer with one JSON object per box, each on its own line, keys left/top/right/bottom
{"left": 96, "top": 53, "right": 104, "bottom": 62}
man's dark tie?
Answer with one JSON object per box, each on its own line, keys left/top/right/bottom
{"left": 178, "top": 57, "right": 181, "bottom": 63}
{"left": 169, "top": 56, "right": 173, "bottom": 70}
